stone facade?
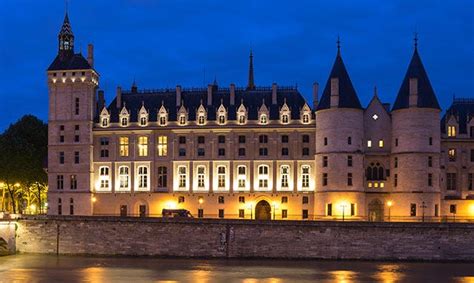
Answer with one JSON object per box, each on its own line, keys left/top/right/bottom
{"left": 13, "top": 217, "right": 474, "bottom": 261}
{"left": 46, "top": 13, "right": 474, "bottom": 221}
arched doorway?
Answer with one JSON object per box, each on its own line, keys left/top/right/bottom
{"left": 368, "top": 199, "right": 384, "bottom": 222}
{"left": 255, "top": 200, "right": 271, "bottom": 220}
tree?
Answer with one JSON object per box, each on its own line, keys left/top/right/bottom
{"left": 0, "top": 115, "right": 48, "bottom": 213}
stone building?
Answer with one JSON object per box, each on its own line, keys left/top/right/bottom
{"left": 47, "top": 14, "right": 474, "bottom": 221}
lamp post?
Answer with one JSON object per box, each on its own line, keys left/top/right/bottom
{"left": 272, "top": 202, "right": 279, "bottom": 220}
{"left": 247, "top": 203, "right": 253, "bottom": 220}
{"left": 421, "top": 201, "right": 427, "bottom": 222}
{"left": 341, "top": 204, "right": 347, "bottom": 221}
{"left": 386, "top": 200, "right": 393, "bottom": 222}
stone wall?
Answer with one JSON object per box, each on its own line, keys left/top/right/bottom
{"left": 14, "top": 216, "right": 474, "bottom": 261}
{"left": 0, "top": 221, "right": 16, "bottom": 255}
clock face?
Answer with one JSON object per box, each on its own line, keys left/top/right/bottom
{"left": 372, "top": 114, "right": 379, "bottom": 121}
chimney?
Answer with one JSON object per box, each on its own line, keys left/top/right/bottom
{"left": 87, "top": 44, "right": 94, "bottom": 68}
{"left": 176, "top": 85, "right": 182, "bottom": 107}
{"left": 98, "top": 90, "right": 105, "bottom": 110}
{"left": 312, "top": 82, "right": 319, "bottom": 109}
{"left": 116, "top": 86, "right": 122, "bottom": 108}
{"left": 409, "top": 78, "right": 418, "bottom": 107}
{"left": 272, "top": 83, "right": 277, "bottom": 105}
{"left": 207, "top": 84, "right": 213, "bottom": 106}
{"left": 230, "top": 83, "right": 236, "bottom": 106}
{"left": 330, "top": 78, "right": 339, "bottom": 108}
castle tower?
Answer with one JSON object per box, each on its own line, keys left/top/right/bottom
{"left": 390, "top": 38, "right": 441, "bottom": 219}
{"left": 314, "top": 40, "right": 366, "bottom": 219}
{"left": 47, "top": 13, "right": 99, "bottom": 215}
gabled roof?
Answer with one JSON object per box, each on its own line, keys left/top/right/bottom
{"left": 316, "top": 50, "right": 362, "bottom": 110}
{"left": 47, "top": 53, "right": 91, "bottom": 71}
{"left": 103, "top": 85, "right": 310, "bottom": 123}
{"left": 441, "top": 98, "right": 474, "bottom": 134}
{"left": 392, "top": 48, "right": 440, "bottom": 111}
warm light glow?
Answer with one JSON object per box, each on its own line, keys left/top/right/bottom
{"left": 0, "top": 182, "right": 4, "bottom": 187}
{"left": 469, "top": 204, "right": 474, "bottom": 216}
{"left": 30, "top": 204, "right": 36, "bottom": 211}
{"left": 337, "top": 200, "right": 350, "bottom": 216}
{"left": 387, "top": 201, "right": 393, "bottom": 207}
{"left": 91, "top": 197, "right": 97, "bottom": 203}
{"left": 246, "top": 202, "right": 255, "bottom": 210}
{"left": 165, "top": 200, "right": 177, "bottom": 209}
{"left": 45, "top": 202, "right": 48, "bottom": 207}
{"left": 198, "top": 197, "right": 204, "bottom": 205}
{"left": 272, "top": 201, "right": 279, "bottom": 209}
{"left": 14, "top": 183, "right": 20, "bottom": 187}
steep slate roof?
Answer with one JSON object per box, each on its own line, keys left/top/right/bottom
{"left": 441, "top": 98, "right": 474, "bottom": 134}
{"left": 103, "top": 85, "right": 310, "bottom": 123}
{"left": 316, "top": 50, "right": 362, "bottom": 110}
{"left": 392, "top": 48, "right": 440, "bottom": 111}
{"left": 47, "top": 53, "right": 91, "bottom": 71}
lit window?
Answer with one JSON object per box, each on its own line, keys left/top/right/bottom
{"left": 238, "top": 114, "right": 246, "bottom": 124}
{"left": 157, "top": 136, "right": 167, "bottom": 157}
{"left": 178, "top": 166, "right": 187, "bottom": 188}
{"left": 237, "top": 166, "right": 246, "bottom": 189}
{"left": 118, "top": 166, "right": 129, "bottom": 190}
{"left": 378, "top": 140, "right": 384, "bottom": 148}
{"left": 302, "top": 165, "right": 310, "bottom": 188}
{"left": 99, "top": 166, "right": 110, "bottom": 190}
{"left": 218, "top": 115, "right": 226, "bottom": 124}
{"left": 101, "top": 117, "right": 109, "bottom": 127}
{"left": 448, "top": 149, "right": 456, "bottom": 162}
{"left": 217, "top": 166, "right": 226, "bottom": 189}
{"left": 138, "top": 136, "right": 148, "bottom": 157}
{"left": 137, "top": 166, "right": 149, "bottom": 190}
{"left": 280, "top": 165, "right": 289, "bottom": 188}
{"left": 281, "top": 114, "right": 289, "bottom": 124}
{"left": 121, "top": 117, "right": 128, "bottom": 127}
{"left": 258, "top": 165, "right": 269, "bottom": 189}
{"left": 140, "top": 116, "right": 147, "bottom": 126}
{"left": 260, "top": 114, "right": 268, "bottom": 125}
{"left": 198, "top": 114, "right": 205, "bottom": 125}
{"left": 197, "top": 166, "right": 205, "bottom": 188}
{"left": 448, "top": 126, "right": 456, "bottom": 137}
{"left": 179, "top": 115, "right": 186, "bottom": 125}
{"left": 302, "top": 114, "right": 310, "bottom": 124}
{"left": 159, "top": 116, "right": 167, "bottom": 126}
{"left": 119, "top": 137, "right": 129, "bottom": 157}
{"left": 367, "top": 140, "right": 372, "bottom": 148}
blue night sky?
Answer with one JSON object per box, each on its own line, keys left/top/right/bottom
{"left": 0, "top": 0, "right": 473, "bottom": 131}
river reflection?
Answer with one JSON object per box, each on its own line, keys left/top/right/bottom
{"left": 0, "top": 255, "right": 473, "bottom": 283}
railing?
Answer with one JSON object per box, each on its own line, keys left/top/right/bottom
{"left": 121, "top": 85, "right": 299, "bottom": 95}
{"left": 454, "top": 97, "right": 474, "bottom": 104}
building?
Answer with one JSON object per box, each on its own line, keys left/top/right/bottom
{"left": 47, "top": 13, "right": 474, "bottom": 221}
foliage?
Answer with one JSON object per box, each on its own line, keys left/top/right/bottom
{"left": 0, "top": 115, "right": 48, "bottom": 214}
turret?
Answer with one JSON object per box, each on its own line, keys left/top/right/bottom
{"left": 314, "top": 38, "right": 365, "bottom": 219}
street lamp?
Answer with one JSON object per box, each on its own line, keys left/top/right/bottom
{"left": 420, "top": 201, "right": 427, "bottom": 222}
{"left": 386, "top": 200, "right": 393, "bottom": 222}
{"left": 340, "top": 203, "right": 347, "bottom": 221}
{"left": 246, "top": 202, "right": 254, "bottom": 220}
{"left": 272, "top": 202, "right": 279, "bottom": 220}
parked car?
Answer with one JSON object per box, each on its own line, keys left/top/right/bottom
{"left": 162, "top": 209, "right": 193, "bottom": 218}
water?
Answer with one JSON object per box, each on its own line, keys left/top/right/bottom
{"left": 0, "top": 255, "right": 473, "bottom": 283}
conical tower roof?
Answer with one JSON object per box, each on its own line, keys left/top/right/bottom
{"left": 316, "top": 44, "right": 362, "bottom": 110}
{"left": 392, "top": 44, "right": 440, "bottom": 111}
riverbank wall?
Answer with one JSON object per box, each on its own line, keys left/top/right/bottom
{"left": 10, "top": 216, "right": 474, "bottom": 261}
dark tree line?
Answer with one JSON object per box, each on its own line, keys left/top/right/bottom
{"left": 0, "top": 115, "right": 48, "bottom": 214}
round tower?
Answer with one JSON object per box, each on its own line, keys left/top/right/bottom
{"left": 314, "top": 44, "right": 366, "bottom": 220}
{"left": 390, "top": 41, "right": 441, "bottom": 220}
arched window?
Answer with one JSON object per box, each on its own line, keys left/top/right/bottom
{"left": 99, "top": 166, "right": 110, "bottom": 190}
{"left": 137, "top": 166, "right": 149, "bottom": 190}
{"left": 366, "top": 162, "right": 385, "bottom": 181}
{"left": 258, "top": 165, "right": 269, "bottom": 189}
{"left": 118, "top": 166, "right": 129, "bottom": 190}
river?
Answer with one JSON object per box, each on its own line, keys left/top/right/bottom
{"left": 0, "top": 255, "right": 473, "bottom": 282}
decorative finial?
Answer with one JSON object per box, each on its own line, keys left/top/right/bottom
{"left": 337, "top": 35, "right": 341, "bottom": 55}
{"left": 374, "top": 85, "right": 378, "bottom": 97}
{"left": 414, "top": 32, "right": 418, "bottom": 50}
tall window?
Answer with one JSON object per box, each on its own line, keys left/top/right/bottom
{"left": 218, "top": 114, "right": 226, "bottom": 124}
{"left": 119, "top": 137, "right": 129, "bottom": 157}
{"left": 448, "top": 125, "right": 456, "bottom": 137}
{"left": 302, "top": 165, "right": 310, "bottom": 188}
{"left": 137, "top": 166, "right": 149, "bottom": 190}
{"left": 59, "top": 152, "right": 65, "bottom": 164}
{"left": 258, "top": 165, "right": 269, "bottom": 189}
{"left": 322, "top": 173, "right": 328, "bottom": 186}
{"left": 179, "top": 115, "right": 186, "bottom": 125}
{"left": 75, "top": 98, "right": 80, "bottom": 115}
{"left": 302, "top": 114, "right": 309, "bottom": 124}
{"left": 366, "top": 163, "right": 385, "bottom": 180}
{"left": 57, "top": 175, "right": 64, "bottom": 190}
{"left": 99, "top": 166, "right": 110, "bottom": 190}
{"left": 237, "top": 166, "right": 246, "bottom": 189}
{"left": 469, "top": 173, "right": 473, "bottom": 191}
{"left": 260, "top": 114, "right": 268, "bottom": 125}
{"left": 347, "top": 173, "right": 353, "bottom": 186}
{"left": 140, "top": 116, "right": 147, "bottom": 126}
{"left": 280, "top": 165, "right": 289, "bottom": 188}
{"left": 158, "top": 166, "right": 167, "bottom": 188}
{"left": 238, "top": 114, "right": 246, "bottom": 124}
{"left": 281, "top": 114, "right": 289, "bottom": 124}
{"left": 178, "top": 166, "right": 187, "bottom": 188}
{"left": 138, "top": 136, "right": 148, "bottom": 157}
{"left": 70, "top": 175, "right": 77, "bottom": 190}
{"left": 217, "top": 166, "right": 226, "bottom": 189}
{"left": 347, "top": 155, "right": 353, "bottom": 167}
{"left": 447, "top": 173, "right": 457, "bottom": 190}
{"left": 121, "top": 117, "right": 128, "bottom": 127}
{"left": 323, "top": 156, "right": 328, "bottom": 167}
{"left": 100, "top": 137, "right": 109, "bottom": 158}
{"left": 159, "top": 116, "right": 167, "bottom": 126}
{"left": 448, "top": 149, "right": 456, "bottom": 162}
{"left": 378, "top": 140, "right": 384, "bottom": 148}
{"left": 118, "top": 166, "right": 129, "bottom": 190}
{"left": 197, "top": 166, "right": 205, "bottom": 188}
{"left": 367, "top": 140, "right": 372, "bottom": 148}
{"left": 198, "top": 114, "right": 205, "bottom": 125}
{"left": 157, "top": 136, "right": 167, "bottom": 156}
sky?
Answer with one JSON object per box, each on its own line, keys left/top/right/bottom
{"left": 0, "top": 0, "right": 473, "bottom": 131}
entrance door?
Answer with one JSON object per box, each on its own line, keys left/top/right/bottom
{"left": 120, "top": 205, "right": 127, "bottom": 217}
{"left": 139, "top": 205, "right": 147, "bottom": 218}
{"left": 255, "top": 200, "right": 271, "bottom": 220}
{"left": 368, "top": 199, "right": 384, "bottom": 222}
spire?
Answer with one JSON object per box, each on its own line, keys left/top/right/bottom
{"left": 247, "top": 49, "right": 256, "bottom": 90}
{"left": 337, "top": 35, "right": 341, "bottom": 56}
{"left": 131, "top": 79, "right": 138, "bottom": 93}
{"left": 316, "top": 42, "right": 362, "bottom": 111}
{"left": 392, "top": 37, "right": 440, "bottom": 111}
{"left": 58, "top": 11, "right": 74, "bottom": 56}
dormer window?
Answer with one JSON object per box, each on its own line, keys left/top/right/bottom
{"left": 217, "top": 102, "right": 227, "bottom": 125}
{"left": 121, "top": 117, "right": 128, "bottom": 127}
{"left": 140, "top": 116, "right": 147, "bottom": 126}
{"left": 281, "top": 114, "right": 289, "bottom": 124}
{"left": 119, "top": 105, "right": 130, "bottom": 127}
{"left": 138, "top": 104, "right": 149, "bottom": 127}
{"left": 179, "top": 115, "right": 186, "bottom": 125}
{"left": 197, "top": 102, "right": 207, "bottom": 125}
{"left": 258, "top": 100, "right": 269, "bottom": 125}
{"left": 239, "top": 115, "right": 246, "bottom": 124}
{"left": 177, "top": 104, "right": 188, "bottom": 126}
{"left": 99, "top": 108, "right": 110, "bottom": 128}
{"left": 280, "top": 99, "right": 291, "bottom": 124}
{"left": 448, "top": 125, "right": 456, "bottom": 137}
{"left": 158, "top": 103, "right": 168, "bottom": 126}
{"left": 237, "top": 100, "right": 247, "bottom": 125}
{"left": 260, "top": 114, "right": 268, "bottom": 125}
{"left": 300, "top": 103, "right": 312, "bottom": 124}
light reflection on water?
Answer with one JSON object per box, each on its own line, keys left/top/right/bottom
{"left": 0, "top": 255, "right": 473, "bottom": 283}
